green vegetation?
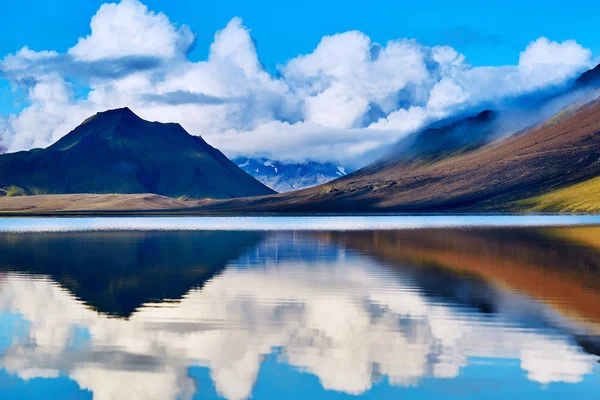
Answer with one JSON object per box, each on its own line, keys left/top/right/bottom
{"left": 541, "top": 105, "right": 578, "bottom": 127}
{"left": 516, "top": 176, "right": 600, "bottom": 212}
{"left": 0, "top": 185, "right": 27, "bottom": 197}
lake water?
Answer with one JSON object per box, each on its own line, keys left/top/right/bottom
{"left": 0, "top": 217, "right": 599, "bottom": 399}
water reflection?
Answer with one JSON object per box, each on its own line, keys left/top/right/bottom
{"left": 0, "top": 227, "right": 599, "bottom": 399}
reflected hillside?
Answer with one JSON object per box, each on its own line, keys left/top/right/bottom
{"left": 321, "top": 228, "right": 600, "bottom": 331}
{"left": 546, "top": 226, "right": 600, "bottom": 251}
{"left": 0, "top": 231, "right": 262, "bottom": 317}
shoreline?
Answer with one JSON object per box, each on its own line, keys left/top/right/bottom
{"left": 2, "top": 193, "right": 600, "bottom": 216}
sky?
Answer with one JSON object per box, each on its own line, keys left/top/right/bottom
{"left": 0, "top": 0, "right": 598, "bottom": 166}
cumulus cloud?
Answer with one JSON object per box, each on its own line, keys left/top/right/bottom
{"left": 0, "top": 0, "right": 594, "bottom": 166}
{"left": 68, "top": 0, "right": 195, "bottom": 61}
{"left": 519, "top": 37, "right": 592, "bottom": 69}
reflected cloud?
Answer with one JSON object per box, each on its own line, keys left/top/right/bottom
{"left": 0, "top": 231, "right": 598, "bottom": 399}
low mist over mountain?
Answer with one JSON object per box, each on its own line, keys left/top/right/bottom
{"left": 575, "top": 63, "right": 600, "bottom": 88}
{"left": 387, "top": 110, "right": 499, "bottom": 164}
{"left": 235, "top": 158, "right": 349, "bottom": 192}
{"left": 0, "top": 108, "right": 274, "bottom": 199}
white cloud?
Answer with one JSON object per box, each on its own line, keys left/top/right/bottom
{"left": 0, "top": 0, "right": 595, "bottom": 166}
{"left": 303, "top": 82, "right": 369, "bottom": 128}
{"left": 69, "top": 0, "right": 194, "bottom": 62}
{"left": 519, "top": 37, "right": 592, "bottom": 68}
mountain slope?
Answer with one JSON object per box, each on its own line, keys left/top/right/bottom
{"left": 0, "top": 108, "right": 275, "bottom": 199}
{"left": 516, "top": 176, "right": 600, "bottom": 212}
{"left": 575, "top": 63, "right": 600, "bottom": 88}
{"left": 311, "top": 97, "right": 600, "bottom": 211}
{"left": 387, "top": 109, "right": 499, "bottom": 164}
{"left": 196, "top": 95, "right": 600, "bottom": 212}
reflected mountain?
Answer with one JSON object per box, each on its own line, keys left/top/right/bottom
{"left": 321, "top": 228, "right": 600, "bottom": 327}
{"left": 0, "top": 231, "right": 262, "bottom": 317}
{"left": 0, "top": 228, "right": 599, "bottom": 400}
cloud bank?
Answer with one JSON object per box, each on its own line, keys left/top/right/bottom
{"left": 0, "top": 0, "right": 594, "bottom": 166}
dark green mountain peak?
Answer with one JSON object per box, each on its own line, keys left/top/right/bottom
{"left": 0, "top": 107, "right": 275, "bottom": 199}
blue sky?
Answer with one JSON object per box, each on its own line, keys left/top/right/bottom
{"left": 0, "top": 0, "right": 598, "bottom": 164}
{"left": 2, "top": 0, "right": 599, "bottom": 71}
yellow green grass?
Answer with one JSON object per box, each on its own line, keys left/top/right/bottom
{"left": 541, "top": 105, "right": 578, "bottom": 127}
{"left": 0, "top": 185, "right": 27, "bottom": 197}
{"left": 517, "top": 176, "right": 600, "bottom": 212}
{"left": 543, "top": 227, "right": 600, "bottom": 251}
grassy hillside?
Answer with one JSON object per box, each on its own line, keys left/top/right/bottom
{"left": 516, "top": 176, "right": 600, "bottom": 212}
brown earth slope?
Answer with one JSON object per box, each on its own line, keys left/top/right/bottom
{"left": 196, "top": 97, "right": 600, "bottom": 212}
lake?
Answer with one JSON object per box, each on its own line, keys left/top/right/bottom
{"left": 0, "top": 216, "right": 599, "bottom": 399}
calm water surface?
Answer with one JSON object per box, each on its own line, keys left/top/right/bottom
{"left": 0, "top": 217, "right": 600, "bottom": 399}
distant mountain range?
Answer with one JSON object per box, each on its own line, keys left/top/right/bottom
{"left": 0, "top": 107, "right": 274, "bottom": 199}
{"left": 234, "top": 158, "right": 349, "bottom": 192}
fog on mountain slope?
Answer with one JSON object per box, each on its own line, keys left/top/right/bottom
{"left": 0, "top": 108, "right": 274, "bottom": 199}
{"left": 575, "top": 63, "right": 600, "bottom": 88}
{"left": 236, "top": 63, "right": 600, "bottom": 194}
{"left": 384, "top": 63, "right": 600, "bottom": 163}
{"left": 198, "top": 71, "right": 600, "bottom": 212}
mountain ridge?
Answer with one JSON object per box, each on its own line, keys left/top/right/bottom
{"left": 575, "top": 63, "right": 600, "bottom": 88}
{"left": 0, "top": 107, "right": 275, "bottom": 199}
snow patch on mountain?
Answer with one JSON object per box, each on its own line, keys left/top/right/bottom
{"left": 236, "top": 158, "right": 351, "bottom": 192}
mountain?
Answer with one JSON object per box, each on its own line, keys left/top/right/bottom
{"left": 234, "top": 157, "right": 350, "bottom": 192}
{"left": 387, "top": 109, "right": 499, "bottom": 164}
{"left": 0, "top": 108, "right": 274, "bottom": 199}
{"left": 575, "top": 63, "right": 600, "bottom": 88}
{"left": 0, "top": 230, "right": 262, "bottom": 317}
{"left": 197, "top": 95, "right": 600, "bottom": 212}
{"left": 327, "top": 228, "right": 600, "bottom": 339}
